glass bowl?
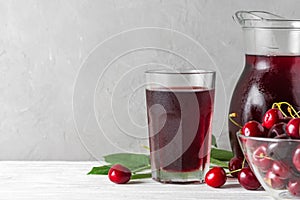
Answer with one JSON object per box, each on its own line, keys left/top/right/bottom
{"left": 237, "top": 132, "right": 300, "bottom": 200}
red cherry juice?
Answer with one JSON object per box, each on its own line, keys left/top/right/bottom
{"left": 146, "top": 87, "right": 214, "bottom": 173}
{"left": 229, "top": 55, "right": 300, "bottom": 158}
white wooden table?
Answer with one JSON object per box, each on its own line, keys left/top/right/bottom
{"left": 0, "top": 162, "right": 273, "bottom": 200}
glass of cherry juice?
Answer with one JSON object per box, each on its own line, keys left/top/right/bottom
{"left": 145, "top": 69, "right": 216, "bottom": 183}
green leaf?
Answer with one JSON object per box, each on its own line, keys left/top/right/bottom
{"left": 87, "top": 165, "right": 111, "bottom": 175}
{"left": 211, "top": 135, "right": 217, "bottom": 148}
{"left": 210, "top": 157, "right": 228, "bottom": 168}
{"left": 104, "top": 153, "right": 150, "bottom": 171}
{"left": 210, "top": 148, "right": 233, "bottom": 161}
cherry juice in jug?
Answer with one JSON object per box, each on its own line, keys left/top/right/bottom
{"left": 229, "top": 55, "right": 300, "bottom": 158}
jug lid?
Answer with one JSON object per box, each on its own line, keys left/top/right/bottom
{"left": 234, "top": 11, "right": 300, "bottom": 29}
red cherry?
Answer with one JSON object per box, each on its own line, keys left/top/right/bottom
{"left": 267, "top": 122, "right": 287, "bottom": 138}
{"left": 272, "top": 160, "right": 292, "bottom": 179}
{"left": 286, "top": 118, "right": 300, "bottom": 139}
{"left": 108, "top": 164, "right": 131, "bottom": 184}
{"left": 205, "top": 167, "right": 227, "bottom": 188}
{"left": 262, "top": 108, "right": 284, "bottom": 129}
{"left": 238, "top": 167, "right": 261, "bottom": 190}
{"left": 252, "top": 144, "right": 272, "bottom": 172}
{"left": 242, "top": 121, "right": 265, "bottom": 137}
{"left": 293, "top": 145, "right": 300, "bottom": 172}
{"left": 265, "top": 170, "right": 286, "bottom": 189}
{"left": 228, "top": 157, "right": 244, "bottom": 178}
{"left": 267, "top": 140, "right": 296, "bottom": 161}
{"left": 288, "top": 179, "right": 300, "bottom": 197}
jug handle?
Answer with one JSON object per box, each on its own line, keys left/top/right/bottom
{"left": 233, "top": 11, "right": 284, "bottom": 25}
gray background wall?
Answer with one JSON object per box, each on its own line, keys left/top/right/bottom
{"left": 1, "top": 0, "right": 298, "bottom": 160}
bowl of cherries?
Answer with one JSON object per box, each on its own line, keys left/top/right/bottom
{"left": 237, "top": 102, "right": 300, "bottom": 199}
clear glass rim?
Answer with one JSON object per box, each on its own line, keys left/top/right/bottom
{"left": 237, "top": 131, "right": 300, "bottom": 143}
{"left": 241, "top": 20, "right": 300, "bottom": 29}
{"left": 234, "top": 10, "right": 300, "bottom": 29}
{"left": 145, "top": 69, "right": 216, "bottom": 75}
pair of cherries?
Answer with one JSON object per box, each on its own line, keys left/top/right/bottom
{"left": 205, "top": 156, "right": 261, "bottom": 190}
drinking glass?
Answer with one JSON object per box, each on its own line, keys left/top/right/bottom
{"left": 145, "top": 69, "right": 216, "bottom": 183}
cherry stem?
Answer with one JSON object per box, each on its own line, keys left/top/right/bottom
{"left": 272, "top": 102, "right": 300, "bottom": 118}
{"left": 226, "top": 157, "right": 247, "bottom": 176}
{"left": 131, "top": 173, "right": 152, "bottom": 180}
{"left": 229, "top": 113, "right": 243, "bottom": 128}
{"left": 142, "top": 145, "right": 150, "bottom": 150}
{"left": 227, "top": 168, "right": 241, "bottom": 175}
{"left": 253, "top": 154, "right": 272, "bottom": 160}
{"left": 242, "top": 157, "right": 246, "bottom": 168}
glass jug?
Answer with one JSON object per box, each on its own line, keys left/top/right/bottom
{"left": 229, "top": 11, "right": 300, "bottom": 158}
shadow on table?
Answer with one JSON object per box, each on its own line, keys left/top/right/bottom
{"left": 127, "top": 180, "right": 147, "bottom": 185}
{"left": 222, "top": 183, "right": 241, "bottom": 189}
{"left": 222, "top": 183, "right": 265, "bottom": 191}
